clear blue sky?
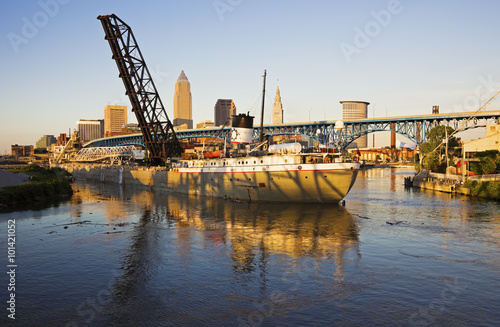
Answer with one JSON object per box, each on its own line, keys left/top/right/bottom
{"left": 1, "top": 0, "right": 500, "bottom": 154}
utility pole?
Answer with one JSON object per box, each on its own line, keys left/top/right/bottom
{"left": 462, "top": 141, "right": 466, "bottom": 183}
{"left": 445, "top": 127, "right": 449, "bottom": 168}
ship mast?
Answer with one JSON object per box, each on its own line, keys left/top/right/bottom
{"left": 258, "top": 70, "right": 267, "bottom": 143}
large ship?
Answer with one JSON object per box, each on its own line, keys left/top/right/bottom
{"left": 167, "top": 113, "right": 360, "bottom": 203}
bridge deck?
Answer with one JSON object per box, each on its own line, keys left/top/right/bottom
{"left": 85, "top": 110, "right": 500, "bottom": 149}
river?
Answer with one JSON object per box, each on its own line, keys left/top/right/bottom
{"left": 1, "top": 168, "right": 499, "bottom": 326}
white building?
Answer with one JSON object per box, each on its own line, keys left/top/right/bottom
{"left": 464, "top": 124, "right": 500, "bottom": 155}
{"left": 340, "top": 101, "right": 370, "bottom": 148}
{"left": 77, "top": 119, "right": 104, "bottom": 143}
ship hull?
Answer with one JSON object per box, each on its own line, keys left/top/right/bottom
{"left": 67, "top": 158, "right": 360, "bottom": 204}
{"left": 168, "top": 162, "right": 359, "bottom": 203}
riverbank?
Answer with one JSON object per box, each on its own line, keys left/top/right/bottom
{"left": 362, "top": 163, "right": 416, "bottom": 170}
{"left": 408, "top": 169, "right": 500, "bottom": 200}
{"left": 0, "top": 165, "right": 73, "bottom": 207}
{"left": 465, "top": 179, "right": 500, "bottom": 200}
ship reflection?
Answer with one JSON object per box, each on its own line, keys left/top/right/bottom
{"left": 165, "top": 194, "right": 360, "bottom": 282}
{"left": 71, "top": 181, "right": 360, "bottom": 324}
{"left": 73, "top": 181, "right": 360, "bottom": 282}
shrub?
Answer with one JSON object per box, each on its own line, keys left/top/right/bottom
{"left": 0, "top": 165, "right": 73, "bottom": 206}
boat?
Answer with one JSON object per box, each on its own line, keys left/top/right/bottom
{"left": 202, "top": 150, "right": 223, "bottom": 158}
{"left": 168, "top": 112, "right": 360, "bottom": 203}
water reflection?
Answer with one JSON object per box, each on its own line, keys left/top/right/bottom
{"left": 166, "top": 196, "right": 360, "bottom": 281}
{"left": 68, "top": 181, "right": 362, "bottom": 325}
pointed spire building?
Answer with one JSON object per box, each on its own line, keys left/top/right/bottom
{"left": 272, "top": 85, "right": 283, "bottom": 124}
{"left": 173, "top": 70, "right": 193, "bottom": 129}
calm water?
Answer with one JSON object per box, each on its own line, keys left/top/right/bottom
{"left": 1, "top": 168, "right": 499, "bottom": 326}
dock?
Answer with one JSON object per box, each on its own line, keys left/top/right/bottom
{"left": 406, "top": 169, "right": 470, "bottom": 195}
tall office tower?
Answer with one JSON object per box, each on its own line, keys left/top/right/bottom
{"left": 173, "top": 70, "right": 193, "bottom": 129}
{"left": 77, "top": 119, "right": 104, "bottom": 143}
{"left": 340, "top": 101, "right": 370, "bottom": 148}
{"left": 104, "top": 105, "right": 127, "bottom": 137}
{"left": 272, "top": 85, "right": 283, "bottom": 124}
{"left": 214, "top": 99, "right": 236, "bottom": 126}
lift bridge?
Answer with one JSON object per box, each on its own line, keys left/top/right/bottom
{"left": 83, "top": 110, "right": 500, "bottom": 151}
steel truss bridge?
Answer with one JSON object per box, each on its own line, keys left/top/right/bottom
{"left": 73, "top": 146, "right": 135, "bottom": 164}
{"left": 85, "top": 111, "right": 500, "bottom": 150}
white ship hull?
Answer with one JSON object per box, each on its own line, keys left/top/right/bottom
{"left": 169, "top": 154, "right": 360, "bottom": 203}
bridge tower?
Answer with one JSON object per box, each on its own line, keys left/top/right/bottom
{"left": 97, "top": 14, "right": 179, "bottom": 165}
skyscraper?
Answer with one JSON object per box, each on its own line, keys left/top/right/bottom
{"left": 214, "top": 99, "right": 236, "bottom": 126}
{"left": 272, "top": 85, "right": 283, "bottom": 124}
{"left": 104, "top": 105, "right": 127, "bottom": 137}
{"left": 340, "top": 101, "right": 370, "bottom": 148}
{"left": 77, "top": 119, "right": 104, "bottom": 143}
{"left": 173, "top": 70, "right": 193, "bottom": 129}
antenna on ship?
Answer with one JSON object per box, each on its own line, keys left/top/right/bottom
{"left": 258, "top": 69, "right": 267, "bottom": 143}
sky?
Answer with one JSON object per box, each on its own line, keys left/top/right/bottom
{"left": 1, "top": 0, "right": 500, "bottom": 154}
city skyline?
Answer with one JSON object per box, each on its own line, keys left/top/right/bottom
{"left": 1, "top": 1, "right": 500, "bottom": 153}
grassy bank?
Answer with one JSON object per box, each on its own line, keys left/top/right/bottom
{"left": 464, "top": 180, "right": 500, "bottom": 200}
{"left": 0, "top": 165, "right": 73, "bottom": 206}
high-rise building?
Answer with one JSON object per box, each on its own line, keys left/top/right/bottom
{"left": 340, "top": 101, "right": 370, "bottom": 148}
{"left": 104, "top": 105, "right": 127, "bottom": 137}
{"left": 173, "top": 70, "right": 193, "bottom": 129}
{"left": 77, "top": 119, "right": 104, "bottom": 143}
{"left": 214, "top": 99, "right": 236, "bottom": 126}
{"left": 35, "top": 135, "right": 57, "bottom": 149}
{"left": 272, "top": 85, "right": 283, "bottom": 124}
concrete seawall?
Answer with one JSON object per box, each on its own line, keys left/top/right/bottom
{"left": 410, "top": 169, "right": 470, "bottom": 195}
{"left": 62, "top": 164, "right": 169, "bottom": 190}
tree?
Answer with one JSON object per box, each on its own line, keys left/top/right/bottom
{"left": 470, "top": 150, "right": 499, "bottom": 175}
{"left": 419, "top": 125, "right": 459, "bottom": 172}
